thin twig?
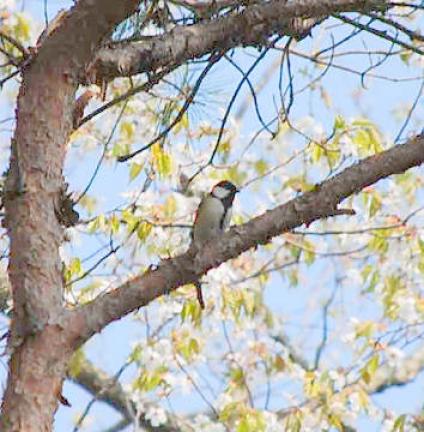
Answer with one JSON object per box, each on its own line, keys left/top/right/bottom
{"left": 75, "top": 101, "right": 128, "bottom": 203}
{"left": 0, "top": 30, "right": 28, "bottom": 55}
{"left": 289, "top": 48, "right": 422, "bottom": 83}
{"left": 224, "top": 54, "right": 274, "bottom": 136}
{"left": 333, "top": 13, "right": 424, "bottom": 56}
{"left": 117, "top": 51, "right": 223, "bottom": 163}
{"left": 187, "top": 38, "right": 278, "bottom": 185}
{"left": 73, "top": 361, "right": 131, "bottom": 432}
{"left": 0, "top": 69, "right": 20, "bottom": 88}
{"left": 313, "top": 285, "right": 337, "bottom": 370}
{"left": 222, "top": 321, "right": 255, "bottom": 408}
{"left": 78, "top": 67, "right": 174, "bottom": 127}
{"left": 366, "top": 11, "right": 424, "bottom": 43}
{"left": 395, "top": 77, "right": 424, "bottom": 143}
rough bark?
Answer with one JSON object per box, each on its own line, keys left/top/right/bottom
{"left": 68, "top": 133, "right": 424, "bottom": 347}
{"left": 86, "top": 0, "right": 389, "bottom": 84}
{"left": 1, "top": 1, "right": 140, "bottom": 430}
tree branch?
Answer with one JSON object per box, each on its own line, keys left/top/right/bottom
{"left": 71, "top": 331, "right": 424, "bottom": 430}
{"left": 72, "top": 357, "right": 185, "bottom": 432}
{"left": 66, "top": 132, "right": 424, "bottom": 347}
{"left": 84, "top": 0, "right": 391, "bottom": 84}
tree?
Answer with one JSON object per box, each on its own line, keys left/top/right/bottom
{"left": 0, "top": 0, "right": 423, "bottom": 431}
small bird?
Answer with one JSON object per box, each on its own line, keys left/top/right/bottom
{"left": 191, "top": 180, "right": 239, "bottom": 308}
{"left": 192, "top": 180, "right": 238, "bottom": 245}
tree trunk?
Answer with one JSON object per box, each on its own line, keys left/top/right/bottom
{"left": 1, "top": 41, "right": 77, "bottom": 432}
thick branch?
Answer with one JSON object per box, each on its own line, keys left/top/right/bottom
{"left": 85, "top": 0, "right": 390, "bottom": 84}
{"left": 67, "top": 133, "right": 424, "bottom": 346}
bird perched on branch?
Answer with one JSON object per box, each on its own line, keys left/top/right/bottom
{"left": 191, "top": 180, "right": 239, "bottom": 308}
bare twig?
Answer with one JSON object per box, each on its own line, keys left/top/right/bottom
{"left": 333, "top": 13, "right": 424, "bottom": 56}
{"left": 117, "top": 51, "right": 224, "bottom": 162}
{"left": 395, "top": 78, "right": 424, "bottom": 143}
{"left": 75, "top": 100, "right": 128, "bottom": 203}
{"left": 0, "top": 30, "right": 28, "bottom": 56}
{"left": 313, "top": 285, "right": 338, "bottom": 370}
{"left": 78, "top": 66, "right": 174, "bottom": 127}
{"left": 186, "top": 39, "right": 278, "bottom": 185}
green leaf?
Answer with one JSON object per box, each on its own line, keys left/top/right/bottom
{"left": 176, "top": 335, "right": 200, "bottom": 361}
{"left": 129, "top": 163, "right": 143, "bottom": 181}
{"left": 163, "top": 195, "right": 177, "bottom": 218}
{"left": 180, "top": 297, "right": 202, "bottom": 326}
{"left": 355, "top": 321, "right": 375, "bottom": 339}
{"left": 284, "top": 176, "right": 315, "bottom": 193}
{"left": 242, "top": 291, "right": 255, "bottom": 317}
{"left": 134, "top": 367, "right": 167, "bottom": 392}
{"left": 254, "top": 159, "right": 268, "bottom": 175}
{"left": 226, "top": 166, "right": 247, "bottom": 186}
{"left": 152, "top": 143, "right": 172, "bottom": 177}
{"left": 64, "top": 257, "right": 83, "bottom": 283}
{"left": 368, "top": 271, "right": 379, "bottom": 293}
{"left": 219, "top": 402, "right": 241, "bottom": 422}
{"left": 352, "top": 119, "right": 383, "bottom": 155}
{"left": 302, "top": 239, "right": 315, "bottom": 265}
{"left": 237, "top": 418, "right": 249, "bottom": 432}
{"left": 304, "top": 371, "right": 320, "bottom": 397}
{"left": 288, "top": 269, "right": 299, "bottom": 287}
{"left": 368, "top": 236, "right": 388, "bottom": 254}
{"left": 400, "top": 50, "right": 412, "bottom": 65}
{"left": 137, "top": 221, "right": 152, "bottom": 241}
{"left": 333, "top": 114, "right": 347, "bottom": 131}
{"left": 361, "top": 354, "right": 379, "bottom": 384}
{"left": 311, "top": 143, "right": 324, "bottom": 162}
{"left": 368, "top": 354, "right": 379, "bottom": 375}
{"left": 68, "top": 349, "right": 86, "bottom": 378}
{"left": 120, "top": 121, "right": 135, "bottom": 140}
{"left": 382, "top": 275, "right": 403, "bottom": 319}
{"left": 112, "top": 141, "right": 130, "bottom": 158}
{"left": 222, "top": 287, "right": 243, "bottom": 320}
{"left": 361, "top": 264, "right": 373, "bottom": 282}
{"left": 13, "top": 13, "right": 31, "bottom": 41}
{"left": 79, "top": 195, "right": 97, "bottom": 215}
{"left": 285, "top": 412, "right": 302, "bottom": 432}
{"left": 188, "top": 338, "right": 200, "bottom": 356}
{"left": 128, "top": 344, "right": 142, "bottom": 363}
{"left": 109, "top": 214, "right": 120, "bottom": 234}
{"left": 173, "top": 112, "right": 189, "bottom": 134}
{"left": 229, "top": 367, "right": 245, "bottom": 386}
{"left": 328, "top": 413, "right": 344, "bottom": 431}
{"left": 121, "top": 209, "right": 138, "bottom": 233}
{"left": 274, "top": 355, "right": 286, "bottom": 372}
{"left": 237, "top": 412, "right": 266, "bottom": 432}
{"left": 88, "top": 214, "right": 106, "bottom": 233}
{"left": 392, "top": 414, "right": 406, "bottom": 432}
{"left": 369, "top": 193, "right": 382, "bottom": 217}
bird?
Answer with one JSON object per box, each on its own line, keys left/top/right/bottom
{"left": 192, "top": 180, "right": 238, "bottom": 245}
{"left": 191, "top": 180, "right": 239, "bottom": 308}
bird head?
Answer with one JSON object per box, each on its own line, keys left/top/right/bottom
{"left": 211, "top": 180, "right": 239, "bottom": 201}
